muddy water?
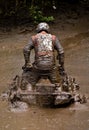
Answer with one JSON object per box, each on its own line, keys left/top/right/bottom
{"left": 0, "top": 30, "right": 89, "bottom": 130}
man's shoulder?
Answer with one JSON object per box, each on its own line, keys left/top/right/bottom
{"left": 31, "top": 35, "right": 37, "bottom": 41}
{"left": 51, "top": 34, "right": 56, "bottom": 41}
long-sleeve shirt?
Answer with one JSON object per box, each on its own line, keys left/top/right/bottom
{"left": 23, "top": 33, "right": 64, "bottom": 66}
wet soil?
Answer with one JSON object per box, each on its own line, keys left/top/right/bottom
{"left": 0, "top": 11, "right": 89, "bottom": 130}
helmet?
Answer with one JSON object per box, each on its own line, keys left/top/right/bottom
{"left": 36, "top": 22, "right": 50, "bottom": 33}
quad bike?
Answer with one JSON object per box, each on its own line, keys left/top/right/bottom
{"left": 3, "top": 65, "right": 86, "bottom": 108}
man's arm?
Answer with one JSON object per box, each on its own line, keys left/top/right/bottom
{"left": 54, "top": 36, "right": 65, "bottom": 76}
{"left": 23, "top": 38, "right": 34, "bottom": 68}
{"left": 54, "top": 36, "right": 64, "bottom": 54}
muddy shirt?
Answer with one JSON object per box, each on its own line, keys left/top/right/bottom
{"left": 23, "top": 33, "right": 64, "bottom": 70}
{"left": 35, "top": 33, "right": 53, "bottom": 57}
{"left": 33, "top": 33, "right": 55, "bottom": 70}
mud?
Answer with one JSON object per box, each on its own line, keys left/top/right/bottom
{"left": 0, "top": 12, "right": 89, "bottom": 130}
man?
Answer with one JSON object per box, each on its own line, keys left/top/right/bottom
{"left": 22, "top": 22, "right": 65, "bottom": 86}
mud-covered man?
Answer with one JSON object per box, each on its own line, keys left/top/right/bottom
{"left": 22, "top": 22, "right": 65, "bottom": 86}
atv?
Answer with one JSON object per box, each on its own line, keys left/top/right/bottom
{"left": 3, "top": 66, "right": 84, "bottom": 108}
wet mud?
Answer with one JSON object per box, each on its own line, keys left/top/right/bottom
{"left": 0, "top": 14, "right": 89, "bottom": 130}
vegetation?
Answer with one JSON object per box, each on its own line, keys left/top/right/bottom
{"left": 0, "top": 0, "right": 89, "bottom": 26}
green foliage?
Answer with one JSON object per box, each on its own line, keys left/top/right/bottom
{"left": 0, "top": 0, "right": 89, "bottom": 25}
{"left": 40, "top": 16, "right": 54, "bottom": 23}
{"left": 29, "top": 6, "right": 54, "bottom": 23}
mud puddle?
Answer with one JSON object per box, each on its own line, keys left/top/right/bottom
{"left": 0, "top": 27, "right": 89, "bottom": 130}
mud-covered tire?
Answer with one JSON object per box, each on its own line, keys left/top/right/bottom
{"left": 36, "top": 95, "right": 55, "bottom": 107}
{"left": 35, "top": 83, "right": 56, "bottom": 107}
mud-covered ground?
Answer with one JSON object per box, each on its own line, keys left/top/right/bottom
{"left": 0, "top": 9, "right": 89, "bottom": 130}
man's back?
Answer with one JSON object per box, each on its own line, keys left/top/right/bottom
{"left": 32, "top": 32, "right": 55, "bottom": 70}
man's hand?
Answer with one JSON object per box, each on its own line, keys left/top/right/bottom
{"left": 22, "top": 63, "right": 33, "bottom": 70}
{"left": 58, "top": 65, "right": 66, "bottom": 76}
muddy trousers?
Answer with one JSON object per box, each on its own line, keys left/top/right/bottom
{"left": 22, "top": 68, "right": 59, "bottom": 86}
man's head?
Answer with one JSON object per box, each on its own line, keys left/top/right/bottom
{"left": 36, "top": 22, "right": 50, "bottom": 33}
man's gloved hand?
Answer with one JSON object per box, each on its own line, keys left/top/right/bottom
{"left": 58, "top": 65, "right": 66, "bottom": 76}
{"left": 22, "top": 62, "right": 33, "bottom": 70}
{"left": 57, "top": 53, "right": 66, "bottom": 76}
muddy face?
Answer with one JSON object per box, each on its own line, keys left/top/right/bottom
{"left": 0, "top": 15, "right": 89, "bottom": 130}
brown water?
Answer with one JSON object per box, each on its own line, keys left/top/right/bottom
{"left": 0, "top": 22, "right": 89, "bottom": 130}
